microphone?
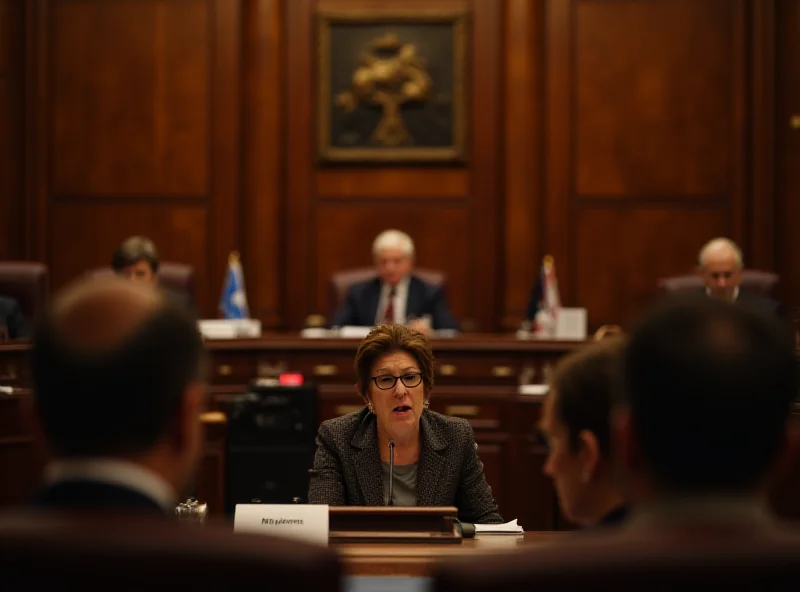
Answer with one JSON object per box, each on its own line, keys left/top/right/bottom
{"left": 387, "top": 439, "right": 396, "bottom": 506}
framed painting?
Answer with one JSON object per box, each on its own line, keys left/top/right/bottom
{"left": 317, "top": 10, "right": 468, "bottom": 163}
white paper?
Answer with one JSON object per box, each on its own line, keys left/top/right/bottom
{"left": 518, "top": 384, "right": 549, "bottom": 396}
{"left": 338, "top": 326, "right": 373, "bottom": 339}
{"left": 197, "top": 319, "right": 261, "bottom": 339}
{"left": 474, "top": 518, "right": 524, "bottom": 535}
{"left": 234, "top": 504, "right": 329, "bottom": 546}
{"left": 555, "top": 307, "right": 587, "bottom": 340}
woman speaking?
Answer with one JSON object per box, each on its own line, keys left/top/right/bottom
{"left": 308, "top": 324, "right": 502, "bottom": 524}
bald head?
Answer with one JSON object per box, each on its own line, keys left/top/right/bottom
{"left": 698, "top": 238, "right": 743, "bottom": 302}
{"left": 51, "top": 277, "right": 165, "bottom": 354}
{"left": 32, "top": 276, "right": 205, "bottom": 458}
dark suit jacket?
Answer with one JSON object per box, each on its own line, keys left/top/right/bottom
{"left": 33, "top": 480, "right": 168, "bottom": 515}
{"left": 308, "top": 408, "right": 502, "bottom": 524}
{"left": 329, "top": 275, "right": 459, "bottom": 330}
{"left": 0, "top": 296, "right": 29, "bottom": 340}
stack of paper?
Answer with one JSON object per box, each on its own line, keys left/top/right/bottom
{"left": 474, "top": 518, "right": 524, "bottom": 535}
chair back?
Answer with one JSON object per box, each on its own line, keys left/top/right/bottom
{"left": 328, "top": 267, "right": 445, "bottom": 319}
{"left": 0, "top": 511, "right": 341, "bottom": 590}
{"left": 434, "top": 530, "right": 800, "bottom": 592}
{"left": 87, "top": 262, "right": 196, "bottom": 304}
{"left": 0, "top": 262, "right": 49, "bottom": 327}
{"left": 658, "top": 269, "right": 779, "bottom": 298}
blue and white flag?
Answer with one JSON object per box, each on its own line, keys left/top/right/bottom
{"left": 219, "top": 252, "right": 249, "bottom": 319}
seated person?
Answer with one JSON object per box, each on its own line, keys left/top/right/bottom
{"left": 308, "top": 324, "right": 502, "bottom": 524}
{"left": 112, "top": 236, "right": 193, "bottom": 311}
{"left": 697, "top": 237, "right": 780, "bottom": 313}
{"left": 30, "top": 276, "right": 206, "bottom": 513}
{"left": 329, "top": 229, "right": 458, "bottom": 332}
{"left": 539, "top": 337, "right": 628, "bottom": 529}
{"left": 0, "top": 295, "right": 29, "bottom": 340}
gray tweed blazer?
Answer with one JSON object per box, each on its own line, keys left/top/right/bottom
{"left": 308, "top": 407, "right": 503, "bottom": 524}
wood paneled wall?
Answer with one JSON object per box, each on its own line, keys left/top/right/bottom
{"left": 3, "top": 0, "right": 797, "bottom": 330}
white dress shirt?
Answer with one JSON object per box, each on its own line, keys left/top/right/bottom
{"left": 43, "top": 458, "right": 178, "bottom": 512}
{"left": 375, "top": 276, "right": 410, "bottom": 325}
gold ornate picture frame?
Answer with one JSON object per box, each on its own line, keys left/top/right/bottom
{"left": 317, "top": 10, "right": 468, "bottom": 163}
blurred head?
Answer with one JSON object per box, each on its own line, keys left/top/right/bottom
{"left": 354, "top": 324, "right": 434, "bottom": 443}
{"left": 372, "top": 230, "right": 414, "bottom": 287}
{"left": 540, "top": 338, "right": 626, "bottom": 526}
{"left": 32, "top": 276, "right": 207, "bottom": 496}
{"left": 616, "top": 298, "right": 799, "bottom": 500}
{"left": 112, "top": 236, "right": 160, "bottom": 285}
{"left": 698, "top": 237, "right": 743, "bottom": 302}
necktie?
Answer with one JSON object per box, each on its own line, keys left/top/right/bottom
{"left": 383, "top": 288, "right": 396, "bottom": 324}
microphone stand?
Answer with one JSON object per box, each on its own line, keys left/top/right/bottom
{"left": 387, "top": 439, "right": 395, "bottom": 506}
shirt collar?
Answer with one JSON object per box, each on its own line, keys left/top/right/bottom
{"left": 625, "top": 495, "right": 773, "bottom": 532}
{"left": 43, "top": 458, "right": 178, "bottom": 512}
{"left": 705, "top": 286, "right": 739, "bottom": 302}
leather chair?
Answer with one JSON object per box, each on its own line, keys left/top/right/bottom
{"left": 658, "top": 269, "right": 779, "bottom": 298}
{"left": 0, "top": 262, "right": 49, "bottom": 328}
{"left": 87, "top": 262, "right": 197, "bottom": 305}
{"left": 434, "top": 530, "right": 800, "bottom": 591}
{"left": 328, "top": 267, "right": 446, "bottom": 321}
{"left": 0, "top": 511, "right": 341, "bottom": 590}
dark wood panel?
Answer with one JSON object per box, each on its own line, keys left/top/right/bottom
{"left": 575, "top": 206, "right": 728, "bottom": 328}
{"left": 0, "top": 0, "right": 8, "bottom": 71}
{"left": 777, "top": 0, "right": 800, "bottom": 310}
{"left": 313, "top": 205, "right": 471, "bottom": 323}
{"left": 469, "top": 0, "right": 503, "bottom": 333}
{"left": 48, "top": 201, "right": 208, "bottom": 301}
{"left": 541, "top": 0, "right": 749, "bottom": 328}
{"left": 24, "top": 0, "right": 242, "bottom": 318}
{"left": 241, "top": 0, "right": 283, "bottom": 327}
{"left": 0, "top": 0, "right": 24, "bottom": 260}
{"left": 575, "top": 0, "right": 736, "bottom": 197}
{"left": 51, "top": 0, "right": 211, "bottom": 196}
{"left": 316, "top": 169, "right": 468, "bottom": 200}
{"left": 502, "top": 0, "right": 542, "bottom": 329}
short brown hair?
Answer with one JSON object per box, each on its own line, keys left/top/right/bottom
{"left": 549, "top": 337, "right": 626, "bottom": 456}
{"left": 354, "top": 324, "right": 435, "bottom": 398}
{"left": 111, "top": 236, "right": 160, "bottom": 273}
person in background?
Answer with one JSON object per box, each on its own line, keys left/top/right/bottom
{"left": 539, "top": 337, "right": 628, "bottom": 529}
{"left": 30, "top": 276, "right": 207, "bottom": 513}
{"left": 698, "top": 237, "right": 780, "bottom": 314}
{"left": 111, "top": 236, "right": 194, "bottom": 311}
{"left": 0, "top": 295, "right": 29, "bottom": 340}
{"left": 112, "top": 236, "right": 161, "bottom": 285}
{"left": 614, "top": 297, "right": 799, "bottom": 533}
{"left": 308, "top": 324, "right": 501, "bottom": 524}
{"left": 329, "top": 229, "right": 459, "bottom": 332}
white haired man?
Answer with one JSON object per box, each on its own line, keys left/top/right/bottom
{"left": 330, "top": 230, "right": 458, "bottom": 331}
{"left": 697, "top": 237, "right": 780, "bottom": 314}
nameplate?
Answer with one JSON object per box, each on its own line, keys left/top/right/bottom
{"left": 233, "top": 504, "right": 329, "bottom": 545}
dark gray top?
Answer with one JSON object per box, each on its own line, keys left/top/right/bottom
{"left": 382, "top": 461, "right": 418, "bottom": 507}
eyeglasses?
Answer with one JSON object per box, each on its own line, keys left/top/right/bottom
{"left": 370, "top": 372, "right": 423, "bottom": 390}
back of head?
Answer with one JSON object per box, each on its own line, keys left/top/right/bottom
{"left": 622, "top": 297, "right": 799, "bottom": 493}
{"left": 32, "top": 277, "right": 205, "bottom": 458}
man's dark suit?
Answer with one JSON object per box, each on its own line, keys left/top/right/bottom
{"left": 733, "top": 289, "right": 782, "bottom": 315}
{"left": 0, "top": 296, "right": 29, "bottom": 339}
{"left": 330, "top": 275, "right": 459, "bottom": 330}
{"left": 33, "top": 481, "right": 167, "bottom": 515}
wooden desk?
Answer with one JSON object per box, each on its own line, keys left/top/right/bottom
{"left": 335, "top": 532, "right": 564, "bottom": 576}
{"left": 1, "top": 333, "right": 798, "bottom": 530}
